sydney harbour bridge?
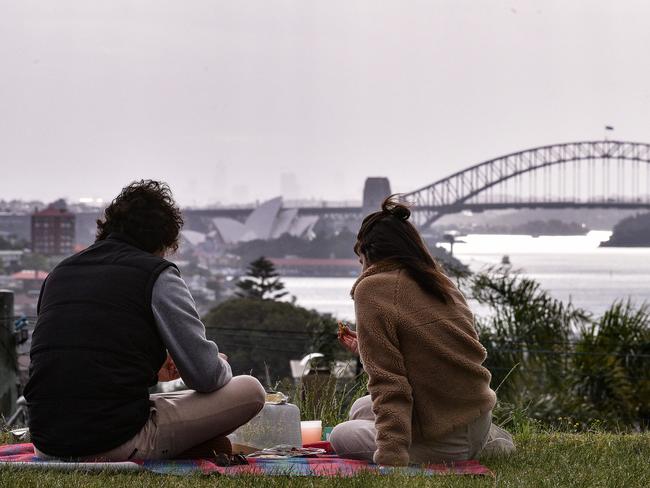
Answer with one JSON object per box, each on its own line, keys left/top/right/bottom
{"left": 188, "top": 141, "right": 650, "bottom": 229}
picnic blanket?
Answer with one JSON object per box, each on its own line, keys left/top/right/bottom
{"left": 0, "top": 443, "right": 493, "bottom": 477}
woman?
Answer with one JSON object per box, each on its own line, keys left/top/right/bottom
{"left": 330, "top": 196, "right": 514, "bottom": 466}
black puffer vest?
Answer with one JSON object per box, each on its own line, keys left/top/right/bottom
{"left": 25, "top": 233, "right": 175, "bottom": 457}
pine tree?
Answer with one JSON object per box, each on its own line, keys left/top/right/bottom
{"left": 236, "top": 256, "right": 289, "bottom": 301}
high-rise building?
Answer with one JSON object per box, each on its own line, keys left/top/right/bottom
{"left": 31, "top": 204, "right": 76, "bottom": 256}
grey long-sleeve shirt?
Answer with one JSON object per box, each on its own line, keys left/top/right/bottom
{"left": 151, "top": 267, "right": 232, "bottom": 392}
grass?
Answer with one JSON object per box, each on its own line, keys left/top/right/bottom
{"left": 289, "top": 372, "right": 369, "bottom": 426}
{"left": 0, "top": 431, "right": 648, "bottom": 488}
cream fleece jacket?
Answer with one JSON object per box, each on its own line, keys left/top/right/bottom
{"left": 351, "top": 263, "right": 496, "bottom": 466}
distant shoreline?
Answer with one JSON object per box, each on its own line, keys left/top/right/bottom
{"left": 599, "top": 212, "right": 650, "bottom": 248}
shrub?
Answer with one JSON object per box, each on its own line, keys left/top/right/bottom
{"left": 467, "top": 267, "right": 649, "bottom": 430}
{"left": 203, "top": 298, "right": 339, "bottom": 383}
{"left": 572, "top": 300, "right": 650, "bottom": 429}
{"left": 469, "top": 267, "right": 588, "bottom": 413}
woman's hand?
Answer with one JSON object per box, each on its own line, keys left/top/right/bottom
{"left": 157, "top": 353, "right": 181, "bottom": 382}
{"left": 219, "top": 352, "right": 228, "bottom": 362}
{"left": 338, "top": 322, "right": 359, "bottom": 356}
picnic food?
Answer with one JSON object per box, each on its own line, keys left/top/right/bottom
{"left": 265, "top": 392, "right": 288, "bottom": 404}
{"left": 247, "top": 446, "right": 326, "bottom": 458}
{"left": 338, "top": 321, "right": 351, "bottom": 337}
{"left": 338, "top": 322, "right": 345, "bottom": 336}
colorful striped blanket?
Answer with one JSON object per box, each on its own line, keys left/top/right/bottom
{"left": 0, "top": 443, "right": 493, "bottom": 477}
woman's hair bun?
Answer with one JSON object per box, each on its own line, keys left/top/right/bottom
{"left": 381, "top": 195, "right": 411, "bottom": 222}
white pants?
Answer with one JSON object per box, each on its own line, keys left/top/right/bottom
{"left": 330, "top": 395, "right": 507, "bottom": 464}
{"left": 36, "top": 375, "right": 265, "bottom": 461}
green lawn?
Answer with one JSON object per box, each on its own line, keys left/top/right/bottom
{"left": 1, "top": 432, "right": 648, "bottom": 488}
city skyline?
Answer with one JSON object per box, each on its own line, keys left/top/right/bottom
{"left": 2, "top": 1, "right": 650, "bottom": 205}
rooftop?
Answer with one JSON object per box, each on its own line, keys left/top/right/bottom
{"left": 11, "top": 270, "right": 49, "bottom": 280}
{"left": 32, "top": 207, "right": 74, "bottom": 217}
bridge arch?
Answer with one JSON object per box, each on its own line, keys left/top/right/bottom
{"left": 403, "top": 141, "right": 650, "bottom": 227}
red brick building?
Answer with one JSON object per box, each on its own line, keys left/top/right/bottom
{"left": 31, "top": 206, "right": 76, "bottom": 256}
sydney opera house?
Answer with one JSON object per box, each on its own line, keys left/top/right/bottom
{"left": 181, "top": 197, "right": 319, "bottom": 251}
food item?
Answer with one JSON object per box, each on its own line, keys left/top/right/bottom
{"left": 338, "top": 322, "right": 347, "bottom": 336}
{"left": 265, "top": 391, "right": 288, "bottom": 404}
{"left": 247, "top": 445, "right": 326, "bottom": 458}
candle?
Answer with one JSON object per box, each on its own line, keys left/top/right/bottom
{"left": 300, "top": 420, "right": 322, "bottom": 445}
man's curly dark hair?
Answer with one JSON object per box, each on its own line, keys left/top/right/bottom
{"left": 96, "top": 180, "right": 184, "bottom": 253}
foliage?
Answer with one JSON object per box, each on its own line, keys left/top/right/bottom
{"left": 509, "top": 219, "right": 588, "bottom": 236}
{"left": 572, "top": 300, "right": 650, "bottom": 429}
{"left": 452, "top": 219, "right": 588, "bottom": 236}
{"left": 231, "top": 230, "right": 358, "bottom": 263}
{"left": 286, "top": 371, "right": 368, "bottom": 426}
{"left": 470, "top": 267, "right": 588, "bottom": 402}
{"left": 0, "top": 235, "right": 28, "bottom": 251}
{"left": 305, "top": 315, "right": 346, "bottom": 365}
{"left": 236, "top": 257, "right": 288, "bottom": 301}
{"left": 467, "top": 267, "right": 650, "bottom": 430}
{"left": 203, "top": 298, "right": 338, "bottom": 382}
{"left": 601, "top": 211, "right": 650, "bottom": 247}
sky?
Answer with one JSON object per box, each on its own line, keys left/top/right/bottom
{"left": 1, "top": 0, "right": 650, "bottom": 206}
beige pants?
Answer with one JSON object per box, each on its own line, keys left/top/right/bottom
{"left": 35, "top": 375, "right": 266, "bottom": 461}
{"left": 330, "top": 395, "right": 500, "bottom": 464}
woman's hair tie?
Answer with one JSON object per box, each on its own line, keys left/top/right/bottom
{"left": 381, "top": 195, "right": 411, "bottom": 222}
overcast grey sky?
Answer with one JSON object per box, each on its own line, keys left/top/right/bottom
{"left": 1, "top": 1, "right": 649, "bottom": 206}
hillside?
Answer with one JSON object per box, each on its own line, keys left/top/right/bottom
{"left": 601, "top": 212, "right": 650, "bottom": 247}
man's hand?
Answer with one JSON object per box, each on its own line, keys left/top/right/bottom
{"left": 157, "top": 353, "right": 181, "bottom": 382}
{"left": 338, "top": 322, "right": 359, "bottom": 356}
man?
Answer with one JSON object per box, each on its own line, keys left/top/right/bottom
{"left": 25, "top": 180, "right": 265, "bottom": 460}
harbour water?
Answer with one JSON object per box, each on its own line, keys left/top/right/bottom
{"left": 283, "top": 231, "right": 650, "bottom": 321}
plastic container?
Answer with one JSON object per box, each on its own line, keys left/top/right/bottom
{"left": 228, "top": 402, "right": 302, "bottom": 450}
{"left": 300, "top": 420, "right": 322, "bottom": 444}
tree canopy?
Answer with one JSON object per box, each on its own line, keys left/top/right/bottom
{"left": 236, "top": 256, "right": 288, "bottom": 301}
{"left": 203, "top": 297, "right": 340, "bottom": 382}
{"left": 602, "top": 212, "right": 650, "bottom": 247}
{"left": 231, "top": 230, "right": 358, "bottom": 264}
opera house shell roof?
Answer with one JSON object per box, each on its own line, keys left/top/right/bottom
{"left": 211, "top": 197, "right": 319, "bottom": 244}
